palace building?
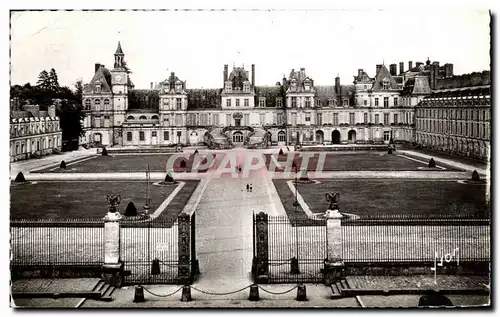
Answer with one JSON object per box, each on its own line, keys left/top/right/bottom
{"left": 80, "top": 42, "right": 490, "bottom": 157}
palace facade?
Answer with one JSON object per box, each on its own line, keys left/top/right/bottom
{"left": 80, "top": 42, "right": 490, "bottom": 157}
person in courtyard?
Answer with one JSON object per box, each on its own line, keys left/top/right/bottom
{"left": 249, "top": 184, "right": 253, "bottom": 192}
{"left": 246, "top": 183, "right": 249, "bottom": 192}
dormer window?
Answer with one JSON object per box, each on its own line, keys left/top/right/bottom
{"left": 175, "top": 82, "right": 182, "bottom": 92}
{"left": 291, "top": 81, "right": 297, "bottom": 91}
{"left": 225, "top": 82, "right": 232, "bottom": 92}
{"left": 259, "top": 97, "right": 266, "bottom": 107}
{"left": 382, "top": 79, "right": 390, "bottom": 90}
{"left": 304, "top": 80, "right": 311, "bottom": 91}
{"left": 243, "top": 82, "right": 250, "bottom": 93}
{"left": 95, "top": 84, "right": 101, "bottom": 93}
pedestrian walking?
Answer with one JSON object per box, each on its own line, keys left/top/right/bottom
{"left": 246, "top": 183, "right": 249, "bottom": 192}
{"left": 249, "top": 184, "right": 253, "bottom": 193}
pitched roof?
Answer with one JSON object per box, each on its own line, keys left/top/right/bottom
{"left": 115, "top": 41, "right": 124, "bottom": 55}
{"left": 187, "top": 89, "right": 222, "bottom": 109}
{"left": 227, "top": 67, "right": 250, "bottom": 89}
{"left": 128, "top": 89, "right": 159, "bottom": 110}
{"left": 83, "top": 66, "right": 112, "bottom": 93}
{"left": 371, "top": 64, "right": 400, "bottom": 91}
{"left": 254, "top": 86, "right": 284, "bottom": 107}
{"left": 315, "top": 85, "right": 337, "bottom": 100}
{"left": 412, "top": 76, "right": 431, "bottom": 94}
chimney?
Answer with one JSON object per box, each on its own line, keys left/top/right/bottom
{"left": 223, "top": 64, "right": 228, "bottom": 85}
{"left": 444, "top": 63, "right": 454, "bottom": 78}
{"left": 358, "top": 69, "right": 363, "bottom": 78}
{"left": 389, "top": 64, "right": 397, "bottom": 76}
{"left": 399, "top": 62, "right": 404, "bottom": 74}
{"left": 408, "top": 61, "right": 413, "bottom": 70}
{"left": 335, "top": 76, "right": 341, "bottom": 95}
{"left": 251, "top": 64, "right": 255, "bottom": 87}
{"left": 95, "top": 63, "right": 101, "bottom": 73}
{"left": 376, "top": 64, "right": 382, "bottom": 75}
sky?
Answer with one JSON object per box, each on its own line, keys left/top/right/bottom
{"left": 10, "top": 9, "right": 491, "bottom": 90}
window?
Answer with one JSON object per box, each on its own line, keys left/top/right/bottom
{"left": 175, "top": 114, "right": 182, "bottom": 126}
{"left": 226, "top": 99, "right": 231, "bottom": 107}
{"left": 329, "top": 99, "right": 335, "bottom": 107}
{"left": 104, "top": 99, "right": 110, "bottom": 106}
{"left": 176, "top": 98, "right": 182, "bottom": 110}
{"left": 151, "top": 115, "right": 159, "bottom": 120}
{"left": 150, "top": 131, "right": 156, "bottom": 137}
{"left": 375, "top": 114, "right": 380, "bottom": 124}
{"left": 333, "top": 113, "right": 339, "bottom": 126}
{"left": 84, "top": 99, "right": 91, "bottom": 110}
{"left": 394, "top": 114, "right": 398, "bottom": 124}
{"left": 127, "top": 132, "right": 132, "bottom": 141}
{"left": 382, "top": 80, "right": 390, "bottom": 90}
{"left": 375, "top": 98, "right": 379, "bottom": 107}
{"left": 225, "top": 82, "right": 232, "bottom": 91}
{"left": 317, "top": 113, "right": 322, "bottom": 125}
{"left": 276, "top": 98, "right": 283, "bottom": 108}
{"left": 95, "top": 85, "right": 101, "bottom": 93}
{"left": 394, "top": 97, "right": 398, "bottom": 107}
{"left": 175, "top": 82, "right": 182, "bottom": 92}
{"left": 260, "top": 113, "right": 266, "bottom": 125}
{"left": 245, "top": 99, "right": 250, "bottom": 107}
{"left": 291, "top": 113, "right": 297, "bottom": 126}
{"left": 139, "top": 131, "right": 145, "bottom": 141}
{"left": 226, "top": 114, "right": 231, "bottom": 125}
{"left": 305, "top": 97, "right": 311, "bottom": 108}
{"left": 364, "top": 113, "right": 368, "bottom": 124}
{"left": 363, "top": 99, "right": 367, "bottom": 106}
{"left": 104, "top": 115, "right": 110, "bottom": 128}
{"left": 94, "top": 116, "right": 101, "bottom": 128}
{"left": 164, "top": 131, "right": 169, "bottom": 140}
{"left": 236, "top": 99, "right": 240, "bottom": 107}
{"left": 349, "top": 113, "right": 355, "bottom": 125}
{"left": 315, "top": 99, "right": 321, "bottom": 107}
{"left": 213, "top": 114, "right": 219, "bottom": 125}
{"left": 384, "top": 97, "right": 389, "bottom": 108}
{"left": 139, "top": 115, "right": 147, "bottom": 120}
{"left": 243, "top": 83, "right": 250, "bottom": 93}
{"left": 343, "top": 99, "right": 349, "bottom": 106}
{"left": 291, "top": 97, "right": 297, "bottom": 107}
{"left": 259, "top": 98, "right": 266, "bottom": 107}
{"left": 277, "top": 113, "right": 285, "bottom": 125}
{"left": 244, "top": 114, "right": 250, "bottom": 126}
{"left": 95, "top": 99, "right": 101, "bottom": 106}
{"left": 305, "top": 113, "right": 311, "bottom": 122}
{"left": 278, "top": 131, "right": 286, "bottom": 142}
{"left": 384, "top": 131, "right": 390, "bottom": 141}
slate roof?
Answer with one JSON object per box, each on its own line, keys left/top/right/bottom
{"left": 11, "top": 111, "right": 33, "bottom": 119}
{"left": 315, "top": 85, "right": 337, "bottom": 106}
{"left": 187, "top": 89, "right": 222, "bottom": 109}
{"left": 128, "top": 89, "right": 160, "bottom": 110}
{"left": 83, "top": 66, "right": 112, "bottom": 94}
{"left": 371, "top": 64, "right": 400, "bottom": 91}
{"left": 227, "top": 67, "right": 250, "bottom": 89}
{"left": 254, "top": 86, "right": 284, "bottom": 107}
{"left": 115, "top": 41, "right": 124, "bottom": 55}
{"left": 353, "top": 71, "right": 373, "bottom": 84}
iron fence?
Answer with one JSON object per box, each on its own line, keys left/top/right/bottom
{"left": 10, "top": 219, "right": 105, "bottom": 266}
{"left": 265, "top": 215, "right": 327, "bottom": 283}
{"left": 121, "top": 217, "right": 179, "bottom": 285}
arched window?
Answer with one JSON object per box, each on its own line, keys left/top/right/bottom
{"left": 84, "top": 99, "right": 91, "bottom": 109}
{"left": 278, "top": 131, "right": 286, "bottom": 142}
{"left": 151, "top": 115, "right": 159, "bottom": 120}
{"left": 104, "top": 99, "right": 110, "bottom": 105}
{"left": 127, "top": 116, "right": 135, "bottom": 120}
{"left": 139, "top": 115, "right": 147, "bottom": 120}
{"left": 94, "top": 99, "right": 101, "bottom": 105}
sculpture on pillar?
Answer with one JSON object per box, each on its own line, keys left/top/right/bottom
{"left": 106, "top": 194, "right": 121, "bottom": 213}
{"left": 325, "top": 192, "right": 340, "bottom": 211}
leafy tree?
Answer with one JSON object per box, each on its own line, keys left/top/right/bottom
{"left": 57, "top": 100, "right": 86, "bottom": 151}
{"left": 74, "top": 80, "right": 83, "bottom": 103}
{"left": 36, "top": 70, "right": 50, "bottom": 90}
{"left": 48, "top": 68, "right": 60, "bottom": 91}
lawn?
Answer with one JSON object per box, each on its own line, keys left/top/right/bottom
{"left": 273, "top": 179, "right": 489, "bottom": 219}
{"left": 264, "top": 152, "right": 457, "bottom": 172}
{"left": 36, "top": 154, "right": 214, "bottom": 173}
{"left": 10, "top": 180, "right": 199, "bottom": 220}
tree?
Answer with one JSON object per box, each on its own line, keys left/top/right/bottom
{"left": 57, "top": 100, "right": 86, "bottom": 151}
{"left": 74, "top": 80, "right": 83, "bottom": 104}
{"left": 36, "top": 70, "right": 50, "bottom": 91}
{"left": 48, "top": 68, "right": 60, "bottom": 91}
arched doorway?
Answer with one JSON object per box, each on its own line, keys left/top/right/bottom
{"left": 232, "top": 131, "right": 244, "bottom": 143}
{"left": 315, "top": 130, "right": 324, "bottom": 144}
{"left": 348, "top": 130, "right": 356, "bottom": 143}
{"left": 94, "top": 133, "right": 102, "bottom": 147}
{"left": 331, "top": 130, "right": 341, "bottom": 144}
{"left": 277, "top": 131, "right": 286, "bottom": 143}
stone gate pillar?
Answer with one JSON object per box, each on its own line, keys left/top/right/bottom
{"left": 324, "top": 208, "right": 344, "bottom": 285}
{"left": 255, "top": 212, "right": 269, "bottom": 283}
{"left": 178, "top": 213, "right": 191, "bottom": 284}
{"left": 102, "top": 195, "right": 124, "bottom": 287}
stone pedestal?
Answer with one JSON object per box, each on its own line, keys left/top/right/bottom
{"left": 102, "top": 211, "right": 124, "bottom": 287}
{"left": 323, "top": 209, "right": 344, "bottom": 285}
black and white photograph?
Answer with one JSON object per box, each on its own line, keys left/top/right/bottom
{"left": 7, "top": 5, "right": 492, "bottom": 309}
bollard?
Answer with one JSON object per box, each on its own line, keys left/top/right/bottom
{"left": 133, "top": 286, "right": 145, "bottom": 303}
{"left": 290, "top": 257, "right": 300, "bottom": 274}
{"left": 248, "top": 284, "right": 260, "bottom": 301}
{"left": 151, "top": 259, "right": 161, "bottom": 275}
{"left": 181, "top": 285, "right": 192, "bottom": 302}
{"left": 296, "top": 284, "right": 307, "bottom": 301}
